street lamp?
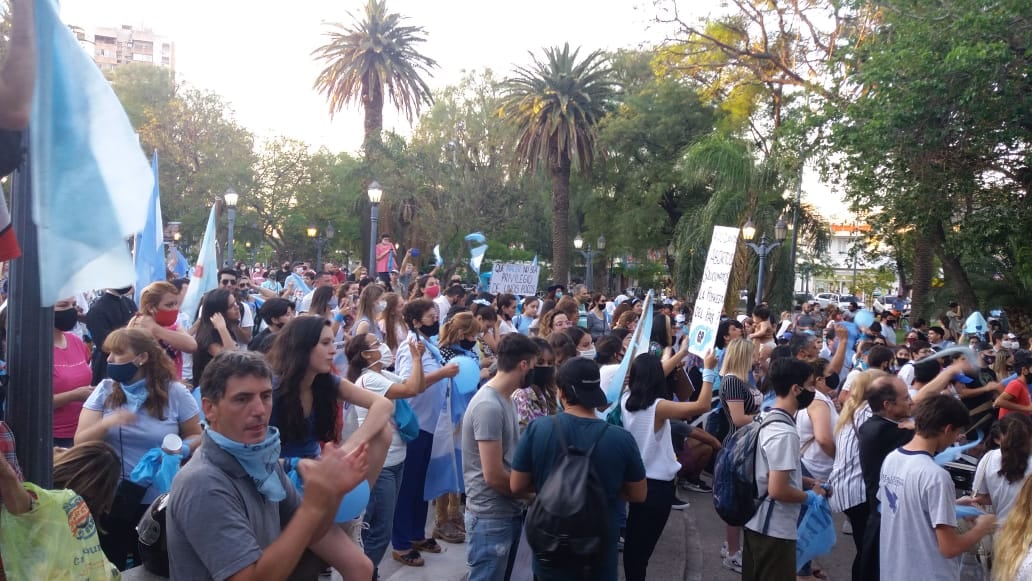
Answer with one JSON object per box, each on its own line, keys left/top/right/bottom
{"left": 308, "top": 223, "right": 335, "bottom": 268}
{"left": 742, "top": 217, "right": 787, "bottom": 305}
{"left": 573, "top": 234, "right": 606, "bottom": 289}
{"left": 224, "top": 188, "right": 239, "bottom": 267}
{"left": 367, "top": 181, "right": 383, "bottom": 275}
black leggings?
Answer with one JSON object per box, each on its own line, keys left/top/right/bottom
{"left": 844, "top": 503, "right": 870, "bottom": 581}
{"left": 623, "top": 478, "right": 675, "bottom": 581}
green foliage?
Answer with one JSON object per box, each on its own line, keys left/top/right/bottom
{"left": 312, "top": 0, "right": 437, "bottom": 149}
{"left": 500, "top": 43, "right": 617, "bottom": 285}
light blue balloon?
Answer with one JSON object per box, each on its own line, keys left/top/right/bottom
{"left": 336, "top": 479, "right": 370, "bottom": 523}
{"left": 453, "top": 355, "right": 481, "bottom": 395}
{"left": 854, "top": 309, "right": 875, "bottom": 329}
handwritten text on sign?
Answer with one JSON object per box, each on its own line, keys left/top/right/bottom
{"left": 687, "top": 226, "right": 740, "bottom": 357}
{"left": 489, "top": 263, "right": 540, "bottom": 296}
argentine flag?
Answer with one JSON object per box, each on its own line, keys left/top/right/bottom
{"left": 179, "top": 206, "right": 219, "bottom": 327}
{"left": 31, "top": 0, "right": 153, "bottom": 305}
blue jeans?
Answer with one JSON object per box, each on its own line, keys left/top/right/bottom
{"left": 362, "top": 461, "right": 404, "bottom": 568}
{"left": 464, "top": 512, "right": 522, "bottom": 581}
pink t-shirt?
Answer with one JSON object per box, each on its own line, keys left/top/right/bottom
{"left": 53, "top": 332, "right": 92, "bottom": 439}
{"left": 375, "top": 242, "right": 396, "bottom": 274}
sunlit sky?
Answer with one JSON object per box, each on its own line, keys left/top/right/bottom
{"left": 60, "top": 0, "right": 845, "bottom": 218}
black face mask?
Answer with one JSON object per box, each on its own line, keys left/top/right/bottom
{"left": 54, "top": 308, "right": 78, "bottom": 332}
{"left": 824, "top": 372, "right": 840, "bottom": 390}
{"left": 531, "top": 366, "right": 555, "bottom": 388}
{"left": 420, "top": 321, "right": 440, "bottom": 338}
{"left": 458, "top": 339, "right": 477, "bottom": 351}
{"left": 796, "top": 387, "right": 816, "bottom": 409}
{"left": 896, "top": 357, "right": 910, "bottom": 367}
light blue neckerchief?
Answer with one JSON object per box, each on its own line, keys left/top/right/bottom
{"left": 207, "top": 427, "right": 286, "bottom": 502}
{"left": 121, "top": 378, "right": 149, "bottom": 413}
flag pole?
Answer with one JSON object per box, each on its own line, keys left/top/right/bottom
{"left": 6, "top": 131, "right": 54, "bottom": 486}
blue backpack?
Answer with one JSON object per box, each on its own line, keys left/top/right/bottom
{"left": 712, "top": 412, "right": 793, "bottom": 527}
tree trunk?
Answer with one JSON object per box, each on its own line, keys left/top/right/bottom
{"left": 551, "top": 156, "right": 572, "bottom": 286}
{"left": 910, "top": 232, "right": 935, "bottom": 318}
{"left": 894, "top": 246, "right": 909, "bottom": 296}
{"left": 932, "top": 222, "right": 979, "bottom": 312}
{"left": 360, "top": 86, "right": 384, "bottom": 273}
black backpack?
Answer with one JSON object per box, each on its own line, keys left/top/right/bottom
{"left": 525, "top": 416, "right": 610, "bottom": 574}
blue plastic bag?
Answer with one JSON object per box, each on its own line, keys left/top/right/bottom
{"left": 796, "top": 492, "right": 836, "bottom": 571}
{"left": 128, "top": 447, "right": 182, "bottom": 494}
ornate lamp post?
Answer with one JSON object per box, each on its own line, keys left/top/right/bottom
{"left": 742, "top": 217, "right": 787, "bottom": 305}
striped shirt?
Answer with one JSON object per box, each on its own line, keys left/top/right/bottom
{"left": 828, "top": 403, "right": 873, "bottom": 512}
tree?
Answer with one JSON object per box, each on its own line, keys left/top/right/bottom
{"left": 674, "top": 134, "right": 828, "bottom": 313}
{"left": 500, "top": 43, "right": 616, "bottom": 286}
{"left": 312, "top": 0, "right": 437, "bottom": 153}
{"left": 819, "top": 0, "right": 1032, "bottom": 316}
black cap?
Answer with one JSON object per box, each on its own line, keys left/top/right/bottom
{"left": 556, "top": 358, "right": 608, "bottom": 409}
{"left": 1014, "top": 349, "right": 1032, "bottom": 370}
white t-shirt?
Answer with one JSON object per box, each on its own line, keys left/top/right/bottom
{"left": 973, "top": 449, "right": 1032, "bottom": 522}
{"left": 796, "top": 390, "right": 839, "bottom": 480}
{"left": 878, "top": 448, "right": 960, "bottom": 581}
{"left": 356, "top": 369, "right": 407, "bottom": 467}
{"left": 298, "top": 290, "right": 315, "bottom": 313}
{"left": 434, "top": 295, "right": 452, "bottom": 323}
{"left": 745, "top": 410, "right": 803, "bottom": 540}
{"left": 599, "top": 364, "right": 621, "bottom": 403}
{"left": 498, "top": 319, "right": 517, "bottom": 336}
{"left": 898, "top": 363, "right": 916, "bottom": 388}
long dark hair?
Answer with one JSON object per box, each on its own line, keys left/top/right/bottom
{"left": 267, "top": 316, "right": 338, "bottom": 445}
{"left": 998, "top": 414, "right": 1032, "bottom": 483}
{"left": 624, "top": 353, "right": 668, "bottom": 412}
{"left": 193, "top": 288, "right": 237, "bottom": 385}
{"left": 345, "top": 332, "right": 376, "bottom": 383}
{"left": 310, "top": 285, "right": 336, "bottom": 317}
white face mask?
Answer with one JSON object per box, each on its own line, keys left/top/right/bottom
{"left": 1003, "top": 340, "right": 1019, "bottom": 350}
{"left": 366, "top": 343, "right": 394, "bottom": 368}
{"left": 375, "top": 300, "right": 387, "bottom": 314}
{"left": 578, "top": 347, "right": 597, "bottom": 360}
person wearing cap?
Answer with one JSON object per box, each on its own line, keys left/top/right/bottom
{"left": 511, "top": 358, "right": 647, "bottom": 581}
{"left": 994, "top": 350, "right": 1032, "bottom": 418}
{"left": 460, "top": 334, "right": 541, "bottom": 581}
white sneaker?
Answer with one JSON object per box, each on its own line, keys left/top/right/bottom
{"left": 722, "top": 550, "right": 743, "bottom": 573}
{"left": 842, "top": 519, "right": 853, "bottom": 535}
{"left": 720, "top": 541, "right": 729, "bottom": 559}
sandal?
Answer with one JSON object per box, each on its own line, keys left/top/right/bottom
{"left": 392, "top": 549, "right": 424, "bottom": 567}
{"left": 432, "top": 522, "right": 466, "bottom": 544}
{"left": 411, "top": 538, "right": 443, "bottom": 553}
{"left": 812, "top": 568, "right": 829, "bottom": 580}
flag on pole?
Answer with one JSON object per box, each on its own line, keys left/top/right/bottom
{"left": 531, "top": 255, "right": 538, "bottom": 267}
{"left": 179, "top": 206, "right": 218, "bottom": 327}
{"left": 465, "top": 232, "right": 488, "bottom": 276}
{"left": 31, "top": 0, "right": 153, "bottom": 306}
{"left": 133, "top": 151, "right": 165, "bottom": 304}
{"left": 433, "top": 244, "right": 444, "bottom": 267}
{"left": 602, "top": 291, "right": 653, "bottom": 410}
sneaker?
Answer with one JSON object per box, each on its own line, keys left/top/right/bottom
{"left": 671, "top": 496, "right": 691, "bottom": 510}
{"left": 720, "top": 541, "right": 728, "bottom": 559}
{"left": 722, "top": 550, "right": 743, "bottom": 573}
{"left": 842, "top": 519, "right": 853, "bottom": 535}
{"left": 685, "top": 479, "right": 713, "bottom": 493}
{"left": 617, "top": 536, "right": 625, "bottom": 552}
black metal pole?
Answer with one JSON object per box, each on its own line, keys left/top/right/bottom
{"left": 7, "top": 131, "right": 54, "bottom": 486}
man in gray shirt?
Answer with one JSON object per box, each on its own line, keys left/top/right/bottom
{"left": 167, "top": 351, "right": 371, "bottom": 580}
{"left": 461, "top": 334, "right": 540, "bottom": 581}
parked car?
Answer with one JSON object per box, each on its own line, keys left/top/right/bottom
{"left": 815, "top": 292, "right": 840, "bottom": 309}
{"left": 838, "top": 295, "right": 866, "bottom": 310}
{"left": 794, "top": 292, "right": 815, "bottom": 307}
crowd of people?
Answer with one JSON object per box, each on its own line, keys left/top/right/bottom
{"left": 2, "top": 251, "right": 1031, "bottom": 581}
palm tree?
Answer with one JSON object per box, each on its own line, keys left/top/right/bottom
{"left": 675, "top": 134, "right": 828, "bottom": 312}
{"left": 312, "top": 0, "right": 437, "bottom": 153}
{"left": 500, "top": 43, "right": 615, "bottom": 286}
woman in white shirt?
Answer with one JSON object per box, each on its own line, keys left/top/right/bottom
{"left": 967, "top": 414, "right": 1032, "bottom": 522}
{"left": 620, "top": 351, "right": 716, "bottom": 581}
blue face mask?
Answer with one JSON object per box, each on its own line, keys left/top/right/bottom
{"left": 108, "top": 360, "right": 140, "bottom": 385}
{"left": 119, "top": 378, "right": 149, "bottom": 413}
{"left": 206, "top": 427, "right": 286, "bottom": 502}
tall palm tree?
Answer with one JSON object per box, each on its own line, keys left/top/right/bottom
{"left": 312, "top": 0, "right": 437, "bottom": 153}
{"left": 500, "top": 43, "right": 615, "bottom": 286}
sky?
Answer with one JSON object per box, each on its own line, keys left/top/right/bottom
{"left": 59, "top": 0, "right": 845, "bottom": 218}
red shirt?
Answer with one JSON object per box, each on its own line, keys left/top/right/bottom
{"left": 998, "top": 378, "right": 1031, "bottom": 419}
{"left": 52, "top": 333, "right": 93, "bottom": 439}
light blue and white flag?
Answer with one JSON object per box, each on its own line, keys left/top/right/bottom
{"left": 179, "top": 206, "right": 219, "bottom": 327}
{"left": 134, "top": 151, "right": 165, "bottom": 304}
{"left": 286, "top": 272, "right": 312, "bottom": 295}
{"left": 170, "top": 247, "right": 189, "bottom": 278}
{"left": 465, "top": 231, "right": 488, "bottom": 275}
{"left": 601, "top": 291, "right": 653, "bottom": 410}
{"left": 31, "top": 0, "right": 153, "bottom": 306}
{"left": 531, "top": 255, "right": 538, "bottom": 267}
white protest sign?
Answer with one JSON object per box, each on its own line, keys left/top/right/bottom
{"left": 687, "top": 226, "right": 740, "bottom": 357}
{"left": 489, "top": 262, "right": 540, "bottom": 296}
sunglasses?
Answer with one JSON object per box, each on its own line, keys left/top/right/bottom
{"left": 219, "top": 279, "right": 236, "bottom": 286}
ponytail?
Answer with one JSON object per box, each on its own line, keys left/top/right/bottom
{"left": 998, "top": 414, "right": 1032, "bottom": 483}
